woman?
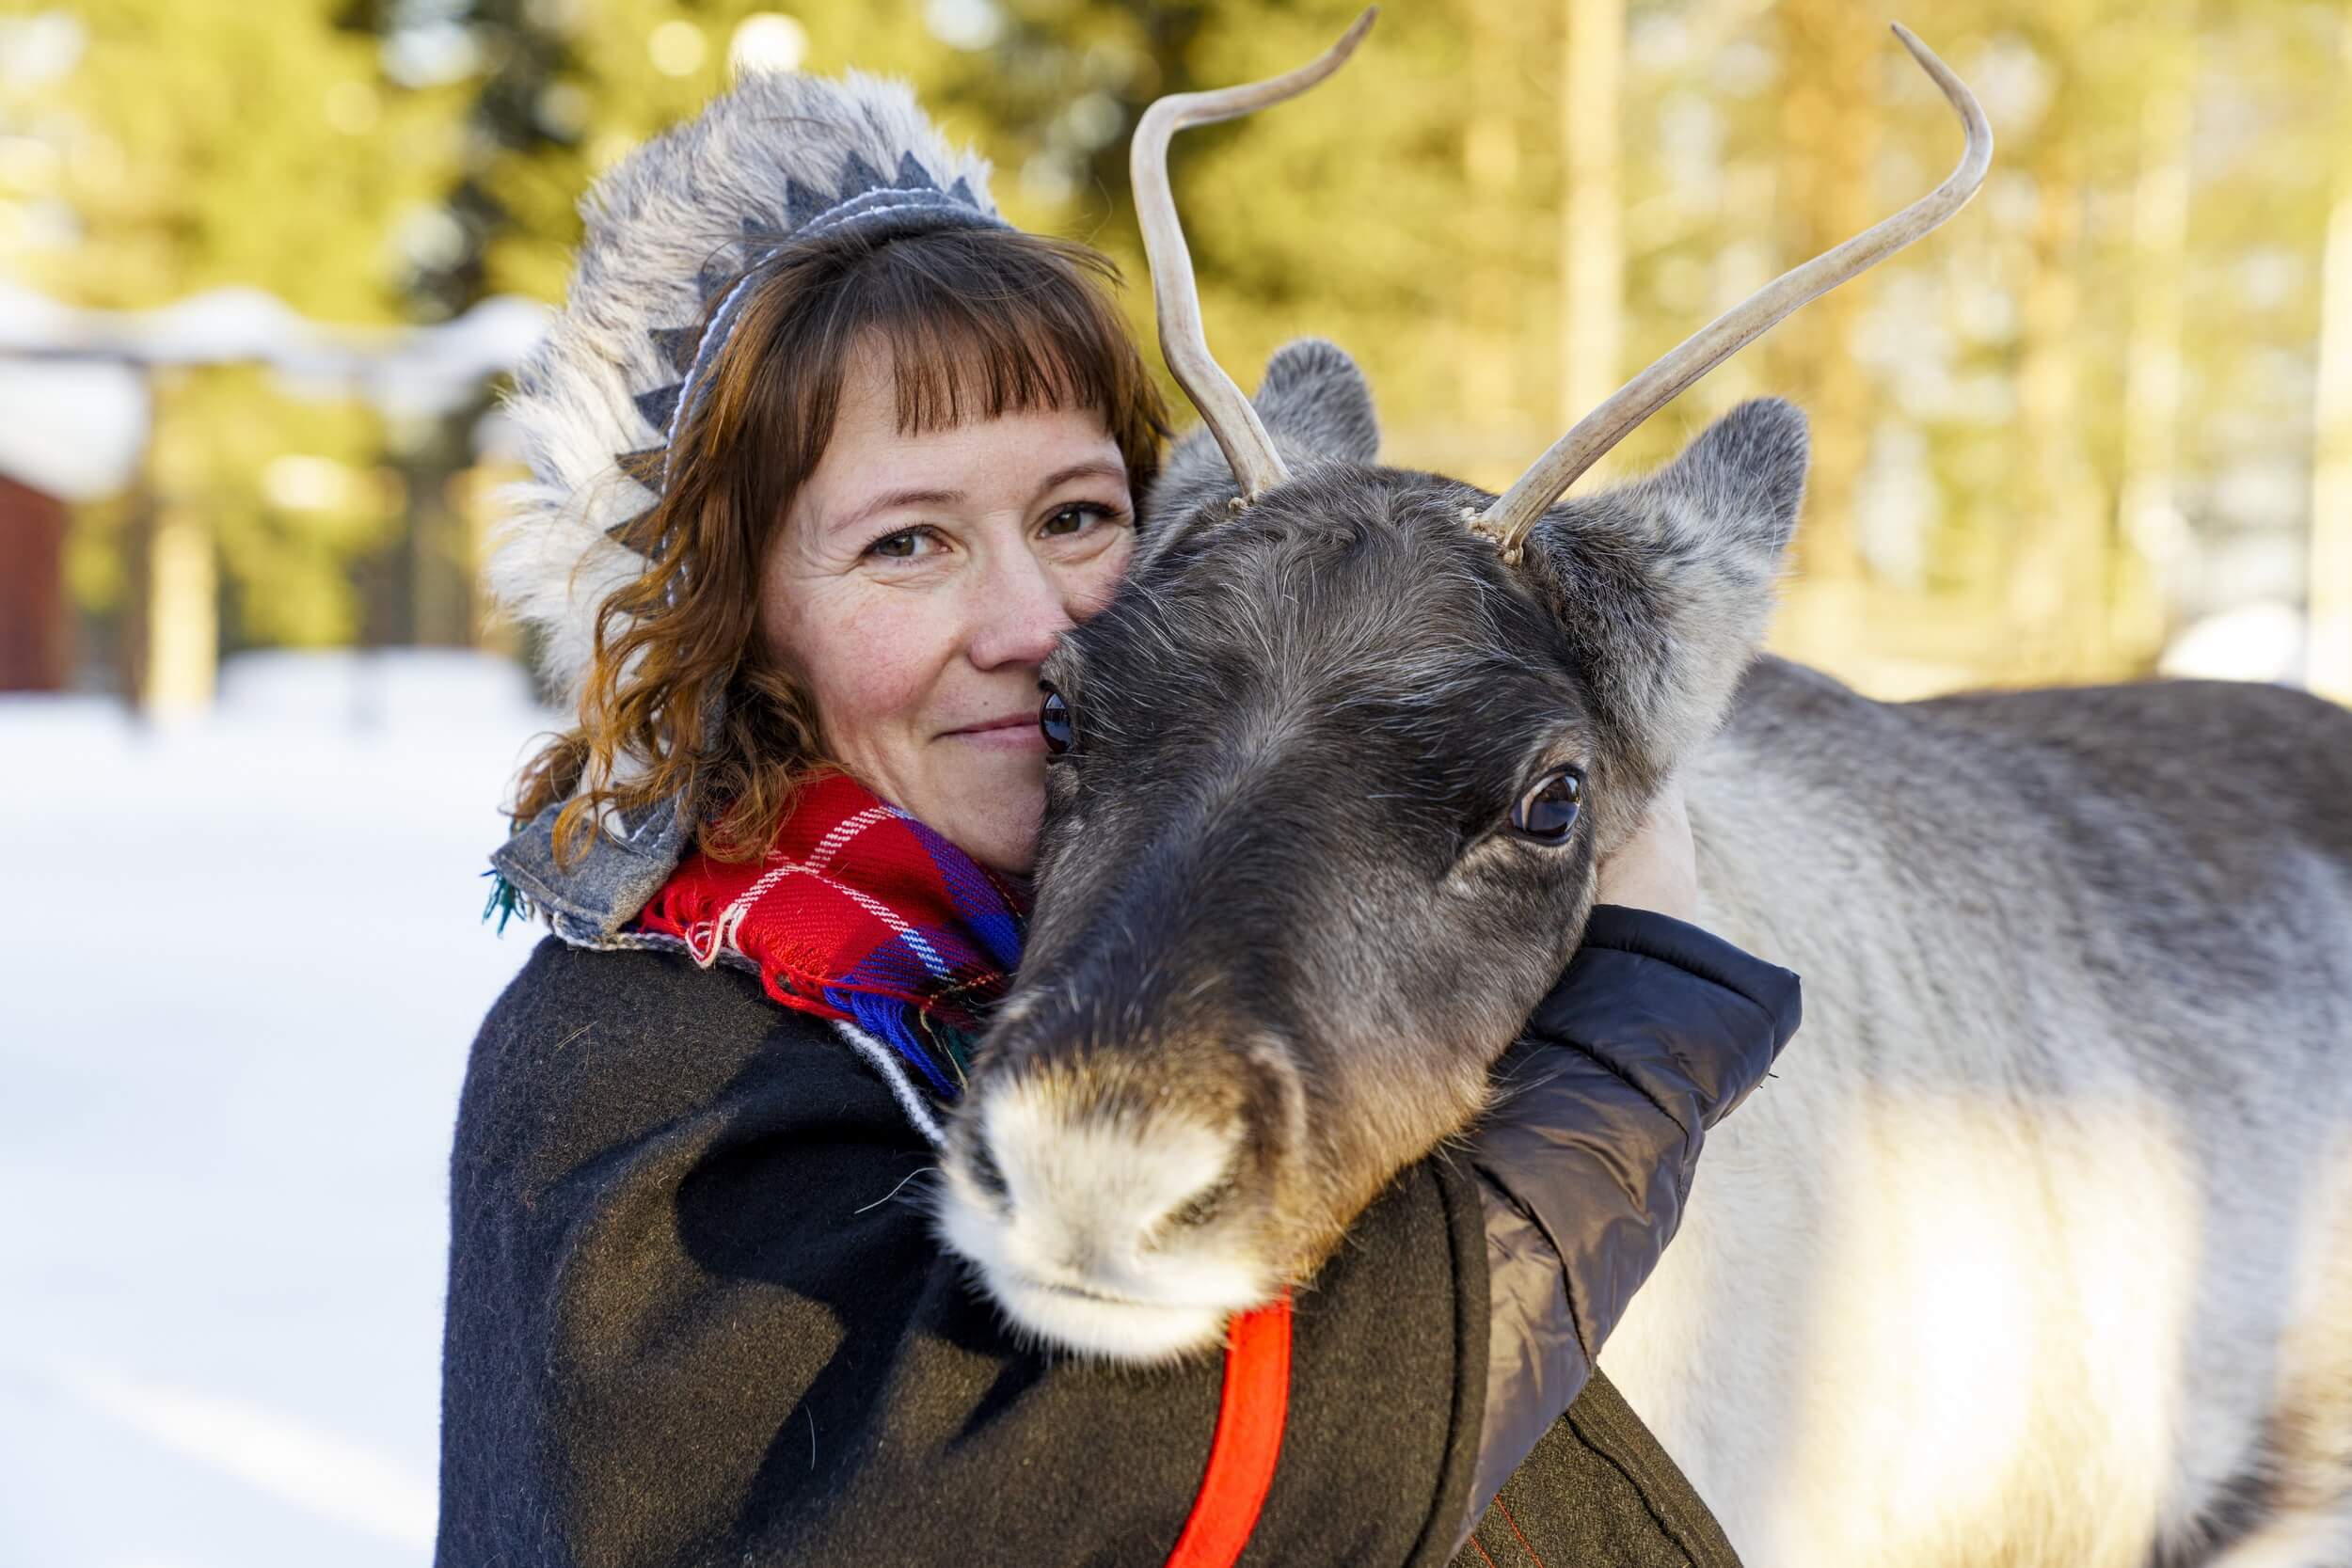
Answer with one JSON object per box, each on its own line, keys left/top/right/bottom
{"left": 442, "top": 67, "right": 1799, "bottom": 1567}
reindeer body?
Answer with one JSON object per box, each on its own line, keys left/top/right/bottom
{"left": 937, "top": 18, "right": 2352, "bottom": 1561}
{"left": 941, "top": 368, "right": 2352, "bottom": 1561}
{"left": 1602, "top": 657, "right": 2352, "bottom": 1564}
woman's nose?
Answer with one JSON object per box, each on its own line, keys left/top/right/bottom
{"left": 966, "top": 545, "right": 1076, "bottom": 671}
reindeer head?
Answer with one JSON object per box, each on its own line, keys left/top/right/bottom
{"left": 935, "top": 11, "right": 1990, "bottom": 1361}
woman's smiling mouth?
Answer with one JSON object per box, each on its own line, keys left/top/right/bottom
{"left": 942, "top": 712, "right": 1049, "bottom": 751}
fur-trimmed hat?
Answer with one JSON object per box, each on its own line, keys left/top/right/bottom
{"left": 485, "top": 70, "right": 1009, "bottom": 709}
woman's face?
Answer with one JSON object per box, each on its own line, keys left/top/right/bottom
{"left": 758, "top": 341, "right": 1136, "bottom": 875}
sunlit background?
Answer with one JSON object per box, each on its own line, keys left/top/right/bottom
{"left": 2, "top": 0, "right": 2347, "bottom": 1563}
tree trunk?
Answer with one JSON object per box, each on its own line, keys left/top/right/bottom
{"left": 2111, "top": 1, "right": 2195, "bottom": 674}
{"left": 145, "top": 499, "right": 215, "bottom": 720}
{"left": 2006, "top": 144, "right": 2107, "bottom": 683}
{"left": 2311, "top": 16, "right": 2352, "bottom": 704}
{"left": 1701, "top": 158, "right": 1778, "bottom": 420}
{"left": 1769, "top": 0, "right": 1879, "bottom": 589}
{"left": 1463, "top": 0, "right": 1525, "bottom": 480}
{"left": 1559, "top": 0, "right": 1624, "bottom": 452}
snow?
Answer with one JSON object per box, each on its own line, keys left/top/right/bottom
{"left": 0, "top": 357, "right": 149, "bottom": 500}
{"left": 135, "top": 287, "right": 316, "bottom": 362}
{"left": 0, "top": 651, "right": 563, "bottom": 1567}
{"left": 2158, "top": 598, "right": 2310, "bottom": 686}
{"left": 0, "top": 279, "right": 548, "bottom": 481}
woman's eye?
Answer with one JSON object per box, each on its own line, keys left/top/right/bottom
{"left": 1508, "top": 768, "right": 1583, "bottom": 844}
{"left": 1043, "top": 502, "right": 1114, "bottom": 537}
{"left": 866, "top": 527, "right": 936, "bottom": 560}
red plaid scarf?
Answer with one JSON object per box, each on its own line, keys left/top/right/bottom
{"left": 635, "top": 771, "right": 1027, "bottom": 1099}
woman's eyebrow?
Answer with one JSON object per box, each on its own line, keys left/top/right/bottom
{"left": 1034, "top": 460, "right": 1128, "bottom": 494}
{"left": 837, "top": 486, "right": 962, "bottom": 534}
{"left": 834, "top": 462, "right": 1126, "bottom": 535}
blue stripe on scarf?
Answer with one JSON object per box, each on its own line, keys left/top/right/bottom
{"left": 833, "top": 984, "right": 959, "bottom": 1098}
{"left": 898, "top": 813, "right": 1025, "bottom": 972}
{"left": 813, "top": 807, "right": 1025, "bottom": 1101}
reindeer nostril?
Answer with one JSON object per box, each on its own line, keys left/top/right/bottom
{"left": 1161, "top": 1172, "right": 1236, "bottom": 1236}
{"left": 966, "top": 1138, "right": 1010, "bottom": 1205}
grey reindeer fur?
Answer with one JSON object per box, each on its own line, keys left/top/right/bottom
{"left": 941, "top": 341, "right": 2352, "bottom": 1566}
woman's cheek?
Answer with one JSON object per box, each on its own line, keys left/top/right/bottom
{"left": 1068, "top": 531, "right": 1136, "bottom": 620}
{"left": 809, "top": 594, "right": 947, "bottom": 742}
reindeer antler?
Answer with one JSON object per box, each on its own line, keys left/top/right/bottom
{"left": 1474, "top": 24, "right": 1994, "bottom": 562}
{"left": 1130, "top": 8, "right": 1378, "bottom": 502}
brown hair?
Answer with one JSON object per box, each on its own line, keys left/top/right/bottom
{"left": 512, "top": 226, "right": 1170, "bottom": 866}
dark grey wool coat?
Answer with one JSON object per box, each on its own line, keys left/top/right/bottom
{"left": 437, "top": 907, "right": 1800, "bottom": 1567}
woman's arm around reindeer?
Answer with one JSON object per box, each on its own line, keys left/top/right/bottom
{"left": 1459, "top": 776, "right": 1803, "bottom": 1551}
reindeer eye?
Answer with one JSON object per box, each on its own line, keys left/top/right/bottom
{"left": 1039, "top": 686, "right": 1074, "bottom": 755}
{"left": 1509, "top": 768, "right": 1583, "bottom": 843}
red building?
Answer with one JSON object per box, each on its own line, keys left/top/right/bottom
{"left": 0, "top": 469, "right": 70, "bottom": 691}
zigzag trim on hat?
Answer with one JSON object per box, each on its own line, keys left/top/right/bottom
{"left": 644, "top": 149, "right": 1005, "bottom": 522}
{"left": 485, "top": 70, "right": 1009, "bottom": 709}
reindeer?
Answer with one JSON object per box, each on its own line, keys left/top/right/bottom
{"left": 931, "top": 15, "right": 2352, "bottom": 1565}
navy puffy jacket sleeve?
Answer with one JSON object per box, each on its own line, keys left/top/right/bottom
{"left": 1463, "top": 904, "right": 1803, "bottom": 1541}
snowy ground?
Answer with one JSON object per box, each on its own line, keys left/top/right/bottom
{"left": 1, "top": 652, "right": 560, "bottom": 1567}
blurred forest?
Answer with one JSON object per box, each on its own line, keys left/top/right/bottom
{"left": 3, "top": 0, "right": 2348, "bottom": 705}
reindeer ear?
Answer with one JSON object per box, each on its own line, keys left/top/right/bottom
{"left": 1253, "top": 337, "right": 1380, "bottom": 465}
{"left": 1140, "top": 338, "right": 1380, "bottom": 559}
{"left": 1520, "top": 398, "right": 1807, "bottom": 796}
